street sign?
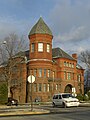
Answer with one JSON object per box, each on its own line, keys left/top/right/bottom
{"left": 28, "top": 75, "right": 35, "bottom": 83}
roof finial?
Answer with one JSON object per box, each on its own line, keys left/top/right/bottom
{"left": 40, "top": 15, "right": 42, "bottom": 18}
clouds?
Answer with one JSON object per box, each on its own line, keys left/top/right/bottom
{"left": 49, "top": 0, "right": 90, "bottom": 53}
{"left": 54, "top": 26, "right": 90, "bottom": 43}
{"left": 0, "top": 0, "right": 90, "bottom": 54}
{"left": 0, "top": 17, "right": 17, "bottom": 38}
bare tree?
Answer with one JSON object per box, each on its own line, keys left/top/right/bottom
{"left": 0, "top": 33, "right": 28, "bottom": 98}
{"left": 79, "top": 50, "right": 90, "bottom": 68}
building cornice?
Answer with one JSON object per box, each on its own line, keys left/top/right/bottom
{"left": 30, "top": 59, "right": 52, "bottom": 62}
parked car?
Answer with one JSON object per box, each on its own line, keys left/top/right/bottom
{"left": 7, "top": 97, "right": 18, "bottom": 106}
{"left": 52, "top": 93, "right": 79, "bottom": 108}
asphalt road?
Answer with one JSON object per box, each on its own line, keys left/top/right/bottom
{"left": 0, "top": 106, "right": 90, "bottom": 120}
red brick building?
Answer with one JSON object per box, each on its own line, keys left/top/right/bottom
{"left": 0, "top": 17, "right": 84, "bottom": 103}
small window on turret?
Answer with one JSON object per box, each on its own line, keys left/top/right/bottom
{"left": 47, "top": 44, "right": 50, "bottom": 52}
{"left": 38, "top": 43, "right": 43, "bottom": 52}
{"left": 31, "top": 43, "right": 35, "bottom": 52}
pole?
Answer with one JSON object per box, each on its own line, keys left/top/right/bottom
{"left": 31, "top": 75, "right": 33, "bottom": 111}
{"left": 28, "top": 75, "right": 35, "bottom": 111}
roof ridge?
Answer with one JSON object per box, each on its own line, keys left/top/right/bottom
{"left": 52, "top": 47, "right": 76, "bottom": 60}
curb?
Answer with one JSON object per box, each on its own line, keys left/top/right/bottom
{"left": 79, "top": 103, "right": 90, "bottom": 107}
{"left": 0, "top": 109, "right": 50, "bottom": 117}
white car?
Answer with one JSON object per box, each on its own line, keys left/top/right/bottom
{"left": 52, "top": 93, "right": 79, "bottom": 108}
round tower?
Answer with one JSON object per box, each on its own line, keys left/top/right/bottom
{"left": 28, "top": 17, "right": 53, "bottom": 102}
{"left": 28, "top": 17, "right": 53, "bottom": 67}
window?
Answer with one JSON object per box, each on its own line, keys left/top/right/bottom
{"left": 47, "top": 69, "right": 50, "bottom": 77}
{"left": 47, "top": 44, "right": 50, "bottom": 52}
{"left": 44, "top": 69, "right": 47, "bottom": 78}
{"left": 38, "top": 83, "right": 42, "bottom": 92}
{"left": 66, "top": 62, "right": 69, "bottom": 67}
{"left": 67, "top": 72, "right": 71, "bottom": 80}
{"left": 78, "top": 74, "right": 81, "bottom": 82}
{"left": 43, "top": 84, "right": 47, "bottom": 92}
{"left": 38, "top": 69, "right": 42, "bottom": 77}
{"left": 72, "top": 63, "right": 74, "bottom": 68}
{"left": 64, "top": 72, "right": 66, "bottom": 79}
{"left": 47, "top": 84, "right": 50, "bottom": 92}
{"left": 53, "top": 71, "right": 55, "bottom": 79}
{"left": 38, "top": 43, "right": 43, "bottom": 52}
{"left": 56, "top": 84, "right": 58, "bottom": 90}
{"left": 31, "top": 43, "right": 35, "bottom": 52}
{"left": 64, "top": 61, "right": 66, "bottom": 66}
{"left": 69, "top": 63, "right": 72, "bottom": 67}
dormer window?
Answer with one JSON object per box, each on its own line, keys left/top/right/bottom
{"left": 38, "top": 43, "right": 43, "bottom": 52}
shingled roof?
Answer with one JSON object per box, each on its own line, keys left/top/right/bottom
{"left": 29, "top": 17, "right": 52, "bottom": 36}
{"left": 52, "top": 47, "right": 75, "bottom": 60}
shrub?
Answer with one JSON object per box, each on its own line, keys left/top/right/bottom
{"left": 83, "top": 94, "right": 89, "bottom": 101}
{"left": 87, "top": 91, "right": 90, "bottom": 100}
{"left": 76, "top": 94, "right": 84, "bottom": 101}
{"left": 0, "top": 83, "right": 8, "bottom": 104}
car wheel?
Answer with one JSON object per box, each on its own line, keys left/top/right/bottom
{"left": 62, "top": 102, "right": 66, "bottom": 108}
{"left": 52, "top": 102, "right": 56, "bottom": 107}
{"left": 7, "top": 102, "right": 12, "bottom": 106}
{"left": 16, "top": 103, "right": 18, "bottom": 106}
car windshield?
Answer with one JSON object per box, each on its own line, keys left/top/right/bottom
{"left": 62, "top": 94, "right": 75, "bottom": 98}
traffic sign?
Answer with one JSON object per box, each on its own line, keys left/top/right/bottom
{"left": 28, "top": 75, "right": 35, "bottom": 83}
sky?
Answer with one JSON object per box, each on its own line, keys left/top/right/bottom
{"left": 0, "top": 0, "right": 90, "bottom": 55}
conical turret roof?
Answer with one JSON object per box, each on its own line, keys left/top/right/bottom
{"left": 29, "top": 17, "right": 52, "bottom": 36}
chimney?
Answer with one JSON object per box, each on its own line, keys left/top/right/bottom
{"left": 72, "top": 53, "right": 78, "bottom": 60}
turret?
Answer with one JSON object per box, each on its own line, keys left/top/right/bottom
{"left": 28, "top": 17, "right": 53, "bottom": 61}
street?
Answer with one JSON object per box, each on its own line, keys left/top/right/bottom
{"left": 0, "top": 106, "right": 90, "bottom": 120}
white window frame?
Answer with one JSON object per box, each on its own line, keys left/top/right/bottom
{"left": 47, "top": 69, "right": 50, "bottom": 77}
{"left": 43, "top": 84, "right": 47, "bottom": 92}
{"left": 53, "top": 71, "right": 55, "bottom": 79}
{"left": 38, "top": 69, "right": 42, "bottom": 77}
{"left": 56, "top": 84, "right": 58, "bottom": 90}
{"left": 47, "top": 84, "right": 50, "bottom": 92}
{"left": 38, "top": 43, "right": 43, "bottom": 52}
{"left": 47, "top": 44, "right": 50, "bottom": 52}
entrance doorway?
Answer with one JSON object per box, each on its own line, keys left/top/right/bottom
{"left": 64, "top": 84, "right": 72, "bottom": 93}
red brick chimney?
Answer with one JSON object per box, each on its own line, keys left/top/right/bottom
{"left": 72, "top": 53, "right": 78, "bottom": 60}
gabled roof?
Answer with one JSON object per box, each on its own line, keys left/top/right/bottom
{"left": 29, "top": 17, "right": 52, "bottom": 36}
{"left": 52, "top": 47, "right": 75, "bottom": 61}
